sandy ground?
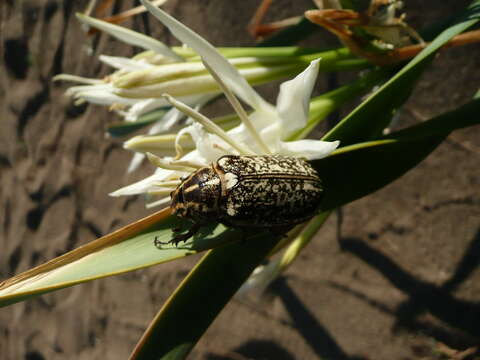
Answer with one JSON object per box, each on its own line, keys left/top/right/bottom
{"left": 1, "top": 0, "right": 479, "bottom": 359}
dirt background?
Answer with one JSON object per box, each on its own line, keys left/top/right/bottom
{"left": 1, "top": 0, "right": 479, "bottom": 359}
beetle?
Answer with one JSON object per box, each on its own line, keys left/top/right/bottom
{"left": 162, "top": 155, "right": 324, "bottom": 245}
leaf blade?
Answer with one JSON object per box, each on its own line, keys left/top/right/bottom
{"left": 0, "top": 209, "right": 242, "bottom": 307}
{"left": 315, "top": 98, "right": 480, "bottom": 210}
{"left": 130, "top": 4, "right": 480, "bottom": 357}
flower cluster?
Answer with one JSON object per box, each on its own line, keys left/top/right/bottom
{"left": 55, "top": 13, "right": 312, "bottom": 129}
{"left": 109, "top": 0, "right": 339, "bottom": 208}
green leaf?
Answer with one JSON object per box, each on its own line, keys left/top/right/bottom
{"left": 315, "top": 98, "right": 480, "bottom": 210}
{"left": 0, "top": 65, "right": 379, "bottom": 308}
{"left": 130, "top": 4, "right": 480, "bottom": 359}
{"left": 0, "top": 210, "right": 244, "bottom": 307}
{"left": 2, "top": 3, "right": 479, "bottom": 359}
{"left": 322, "top": 0, "right": 480, "bottom": 145}
{"left": 127, "top": 96, "right": 480, "bottom": 359}
{"left": 382, "top": 98, "right": 480, "bottom": 141}
{"left": 130, "top": 236, "right": 281, "bottom": 360}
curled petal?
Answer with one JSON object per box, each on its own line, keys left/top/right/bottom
{"left": 179, "top": 123, "right": 232, "bottom": 163}
{"left": 109, "top": 169, "right": 174, "bottom": 196}
{"left": 228, "top": 106, "right": 280, "bottom": 153}
{"left": 276, "top": 59, "right": 320, "bottom": 138}
{"left": 53, "top": 74, "right": 102, "bottom": 85}
{"left": 70, "top": 86, "right": 139, "bottom": 106}
{"left": 278, "top": 139, "right": 339, "bottom": 160}
{"left": 113, "top": 61, "right": 207, "bottom": 88}
{"left": 99, "top": 55, "right": 153, "bottom": 71}
{"left": 147, "top": 153, "right": 198, "bottom": 171}
{"left": 146, "top": 196, "right": 172, "bottom": 209}
{"left": 140, "top": 0, "right": 267, "bottom": 110}
{"left": 76, "top": 13, "right": 182, "bottom": 61}
{"left": 148, "top": 93, "right": 216, "bottom": 134}
{"left": 163, "top": 93, "right": 255, "bottom": 155}
{"left": 124, "top": 99, "right": 167, "bottom": 123}
{"left": 127, "top": 152, "right": 146, "bottom": 173}
{"left": 148, "top": 107, "right": 185, "bottom": 134}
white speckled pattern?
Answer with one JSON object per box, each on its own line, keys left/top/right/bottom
{"left": 171, "top": 155, "right": 324, "bottom": 232}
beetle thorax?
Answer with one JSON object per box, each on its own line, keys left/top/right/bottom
{"left": 171, "top": 166, "right": 222, "bottom": 222}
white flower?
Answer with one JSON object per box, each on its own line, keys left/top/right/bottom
{"left": 110, "top": 1, "right": 339, "bottom": 207}
{"left": 53, "top": 10, "right": 322, "bottom": 173}
{"left": 54, "top": 13, "right": 213, "bottom": 127}
{"left": 54, "top": 13, "right": 310, "bottom": 127}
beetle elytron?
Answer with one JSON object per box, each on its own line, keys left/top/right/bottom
{"left": 165, "top": 155, "right": 324, "bottom": 245}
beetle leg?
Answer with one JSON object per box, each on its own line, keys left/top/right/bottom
{"left": 154, "top": 223, "right": 202, "bottom": 248}
{"left": 171, "top": 222, "right": 202, "bottom": 245}
{"left": 153, "top": 236, "right": 162, "bottom": 248}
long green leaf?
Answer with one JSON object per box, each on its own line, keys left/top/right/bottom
{"left": 316, "top": 97, "right": 480, "bottom": 210}
{"left": 3, "top": 97, "right": 476, "bottom": 309}
{"left": 131, "top": 3, "right": 480, "bottom": 358}
{"left": 1, "top": 2, "right": 478, "bottom": 357}
{"left": 130, "top": 236, "right": 281, "bottom": 360}
{"left": 322, "top": 0, "right": 480, "bottom": 144}
{"left": 0, "top": 210, "right": 239, "bottom": 307}
{"left": 0, "top": 70, "right": 379, "bottom": 307}
{"left": 129, "top": 98, "right": 480, "bottom": 359}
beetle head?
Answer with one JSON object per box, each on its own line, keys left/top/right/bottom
{"left": 170, "top": 166, "right": 222, "bottom": 222}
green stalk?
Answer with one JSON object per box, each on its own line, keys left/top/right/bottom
{"left": 130, "top": 235, "right": 280, "bottom": 360}
{"left": 173, "top": 46, "right": 325, "bottom": 58}
{"left": 278, "top": 212, "right": 331, "bottom": 270}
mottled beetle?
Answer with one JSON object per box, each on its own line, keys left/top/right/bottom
{"left": 166, "top": 155, "right": 324, "bottom": 244}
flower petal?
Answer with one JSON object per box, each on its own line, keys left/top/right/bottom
{"left": 140, "top": 0, "right": 267, "bottom": 110}
{"left": 109, "top": 169, "right": 173, "bottom": 196}
{"left": 123, "top": 99, "right": 165, "bottom": 122}
{"left": 127, "top": 152, "right": 146, "bottom": 173}
{"left": 53, "top": 74, "right": 102, "bottom": 84}
{"left": 278, "top": 139, "right": 339, "bottom": 160}
{"left": 163, "top": 93, "right": 255, "bottom": 155}
{"left": 76, "top": 13, "right": 183, "bottom": 61}
{"left": 227, "top": 105, "right": 280, "bottom": 152}
{"left": 99, "top": 55, "right": 153, "bottom": 71}
{"left": 179, "top": 123, "right": 232, "bottom": 162}
{"left": 145, "top": 92, "right": 216, "bottom": 136}
{"left": 276, "top": 59, "right": 320, "bottom": 137}
{"left": 68, "top": 84, "right": 139, "bottom": 106}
